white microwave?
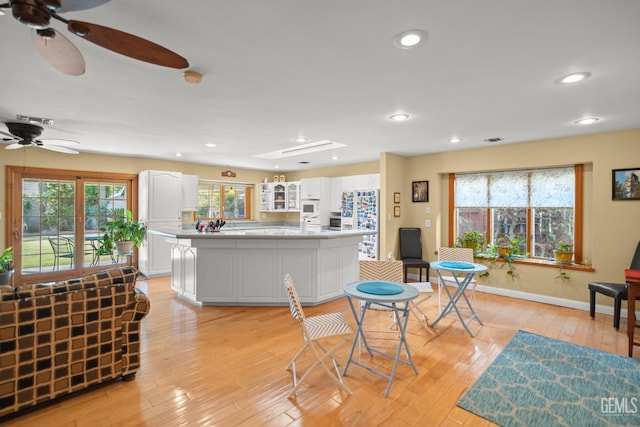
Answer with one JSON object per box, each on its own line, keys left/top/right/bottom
{"left": 301, "top": 200, "right": 319, "bottom": 216}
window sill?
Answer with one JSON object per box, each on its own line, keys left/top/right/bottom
{"left": 474, "top": 255, "right": 595, "bottom": 273}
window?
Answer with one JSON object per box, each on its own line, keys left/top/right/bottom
{"left": 453, "top": 166, "right": 581, "bottom": 261}
{"left": 197, "top": 182, "right": 252, "bottom": 220}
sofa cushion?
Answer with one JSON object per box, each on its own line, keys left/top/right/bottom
{"left": 0, "top": 284, "right": 14, "bottom": 301}
{"left": 14, "top": 266, "right": 138, "bottom": 300}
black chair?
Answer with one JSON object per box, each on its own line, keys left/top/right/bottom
{"left": 48, "top": 236, "right": 75, "bottom": 270}
{"left": 399, "top": 227, "right": 430, "bottom": 283}
{"left": 589, "top": 241, "right": 640, "bottom": 330}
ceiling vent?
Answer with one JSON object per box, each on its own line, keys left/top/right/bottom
{"left": 483, "top": 137, "right": 503, "bottom": 143}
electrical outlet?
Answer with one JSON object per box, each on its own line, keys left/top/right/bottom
{"left": 425, "top": 207, "right": 430, "bottom": 214}
{"left": 425, "top": 219, "right": 431, "bottom": 227}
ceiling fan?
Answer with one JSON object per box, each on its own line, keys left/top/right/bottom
{"left": 1, "top": 121, "right": 80, "bottom": 154}
{"left": 0, "top": 0, "right": 189, "bottom": 76}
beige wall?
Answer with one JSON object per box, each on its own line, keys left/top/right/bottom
{"left": 0, "top": 150, "right": 271, "bottom": 242}
{"left": 3, "top": 129, "right": 639, "bottom": 305}
{"left": 380, "top": 128, "right": 640, "bottom": 304}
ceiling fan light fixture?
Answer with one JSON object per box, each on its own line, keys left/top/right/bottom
{"left": 184, "top": 70, "right": 202, "bottom": 84}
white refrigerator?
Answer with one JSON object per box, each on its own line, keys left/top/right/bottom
{"left": 138, "top": 170, "right": 183, "bottom": 277}
{"left": 341, "top": 190, "right": 379, "bottom": 260}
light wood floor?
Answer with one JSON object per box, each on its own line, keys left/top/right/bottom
{"left": 4, "top": 276, "right": 636, "bottom": 426}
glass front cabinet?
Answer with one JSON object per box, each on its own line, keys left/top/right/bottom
{"left": 259, "top": 181, "right": 300, "bottom": 212}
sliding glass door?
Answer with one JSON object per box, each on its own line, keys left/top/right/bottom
{"left": 6, "top": 166, "right": 137, "bottom": 286}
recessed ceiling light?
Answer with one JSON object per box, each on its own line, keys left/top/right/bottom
{"left": 389, "top": 113, "right": 410, "bottom": 122}
{"left": 175, "top": 152, "right": 183, "bottom": 157}
{"left": 449, "top": 137, "right": 462, "bottom": 143}
{"left": 574, "top": 117, "right": 599, "bottom": 125}
{"left": 556, "top": 72, "right": 591, "bottom": 84}
{"left": 205, "top": 143, "right": 217, "bottom": 147}
{"left": 332, "top": 155, "right": 339, "bottom": 160}
{"left": 274, "top": 165, "right": 280, "bottom": 169}
{"left": 294, "top": 137, "right": 308, "bottom": 143}
{"left": 393, "top": 30, "right": 427, "bottom": 49}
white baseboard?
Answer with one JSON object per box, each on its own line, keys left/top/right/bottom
{"left": 417, "top": 274, "right": 630, "bottom": 319}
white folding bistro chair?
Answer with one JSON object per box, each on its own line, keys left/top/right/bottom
{"left": 359, "top": 260, "right": 433, "bottom": 333}
{"left": 284, "top": 274, "right": 353, "bottom": 398}
{"left": 437, "top": 247, "right": 476, "bottom": 313}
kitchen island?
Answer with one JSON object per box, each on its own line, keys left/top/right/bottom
{"left": 148, "top": 228, "right": 376, "bottom": 305}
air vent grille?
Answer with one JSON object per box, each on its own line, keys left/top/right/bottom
{"left": 483, "top": 137, "right": 503, "bottom": 143}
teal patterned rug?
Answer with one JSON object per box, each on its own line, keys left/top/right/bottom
{"left": 457, "top": 330, "right": 640, "bottom": 426}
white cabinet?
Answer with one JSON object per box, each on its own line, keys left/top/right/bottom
{"left": 181, "top": 174, "right": 199, "bottom": 212}
{"left": 341, "top": 175, "right": 356, "bottom": 192}
{"left": 164, "top": 234, "right": 362, "bottom": 305}
{"left": 259, "top": 181, "right": 300, "bottom": 212}
{"left": 286, "top": 182, "right": 301, "bottom": 210}
{"left": 259, "top": 183, "right": 272, "bottom": 212}
{"left": 139, "top": 170, "right": 182, "bottom": 223}
{"left": 329, "top": 177, "right": 343, "bottom": 212}
{"left": 371, "top": 173, "right": 380, "bottom": 189}
{"left": 353, "top": 173, "right": 380, "bottom": 190}
{"left": 300, "top": 177, "right": 329, "bottom": 200}
{"left": 139, "top": 170, "right": 182, "bottom": 277}
{"left": 171, "top": 243, "right": 197, "bottom": 302}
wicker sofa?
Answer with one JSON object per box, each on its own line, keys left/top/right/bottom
{"left": 0, "top": 266, "right": 150, "bottom": 418}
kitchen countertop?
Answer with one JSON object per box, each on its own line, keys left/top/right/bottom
{"left": 148, "top": 227, "right": 376, "bottom": 240}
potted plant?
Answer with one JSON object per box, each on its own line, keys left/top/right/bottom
{"left": 553, "top": 241, "right": 574, "bottom": 265}
{"left": 0, "top": 246, "right": 14, "bottom": 286}
{"left": 455, "top": 230, "right": 485, "bottom": 253}
{"left": 97, "top": 209, "right": 147, "bottom": 256}
{"left": 495, "top": 236, "right": 512, "bottom": 258}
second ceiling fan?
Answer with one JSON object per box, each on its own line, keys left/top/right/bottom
{"left": 0, "top": 0, "right": 189, "bottom": 75}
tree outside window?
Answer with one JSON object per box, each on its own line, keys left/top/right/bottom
{"left": 198, "top": 182, "right": 251, "bottom": 220}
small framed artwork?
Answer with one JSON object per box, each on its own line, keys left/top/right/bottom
{"left": 412, "top": 181, "right": 429, "bottom": 202}
{"left": 394, "top": 206, "right": 401, "bottom": 217}
{"left": 394, "top": 192, "right": 401, "bottom": 204}
{"left": 613, "top": 168, "right": 640, "bottom": 200}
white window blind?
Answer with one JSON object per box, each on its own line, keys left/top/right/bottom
{"left": 455, "top": 167, "right": 574, "bottom": 208}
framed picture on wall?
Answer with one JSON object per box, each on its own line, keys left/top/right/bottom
{"left": 613, "top": 168, "right": 640, "bottom": 200}
{"left": 394, "top": 192, "right": 401, "bottom": 204}
{"left": 394, "top": 206, "right": 401, "bottom": 217}
{"left": 412, "top": 181, "right": 429, "bottom": 202}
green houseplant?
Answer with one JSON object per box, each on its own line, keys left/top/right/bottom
{"left": 553, "top": 241, "right": 574, "bottom": 265}
{"left": 0, "top": 246, "right": 14, "bottom": 286}
{"left": 97, "top": 209, "right": 147, "bottom": 256}
{"left": 455, "top": 230, "right": 485, "bottom": 253}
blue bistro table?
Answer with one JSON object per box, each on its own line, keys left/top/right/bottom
{"left": 342, "top": 280, "right": 419, "bottom": 397}
{"left": 430, "top": 260, "right": 487, "bottom": 337}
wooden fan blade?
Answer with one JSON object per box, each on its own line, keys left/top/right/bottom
{"left": 32, "top": 28, "right": 85, "bottom": 76}
{"left": 58, "top": 0, "right": 110, "bottom": 13}
{"left": 67, "top": 20, "right": 189, "bottom": 69}
{"left": 40, "top": 144, "right": 79, "bottom": 154}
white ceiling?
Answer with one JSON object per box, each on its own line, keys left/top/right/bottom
{"left": 1, "top": 0, "right": 639, "bottom": 172}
